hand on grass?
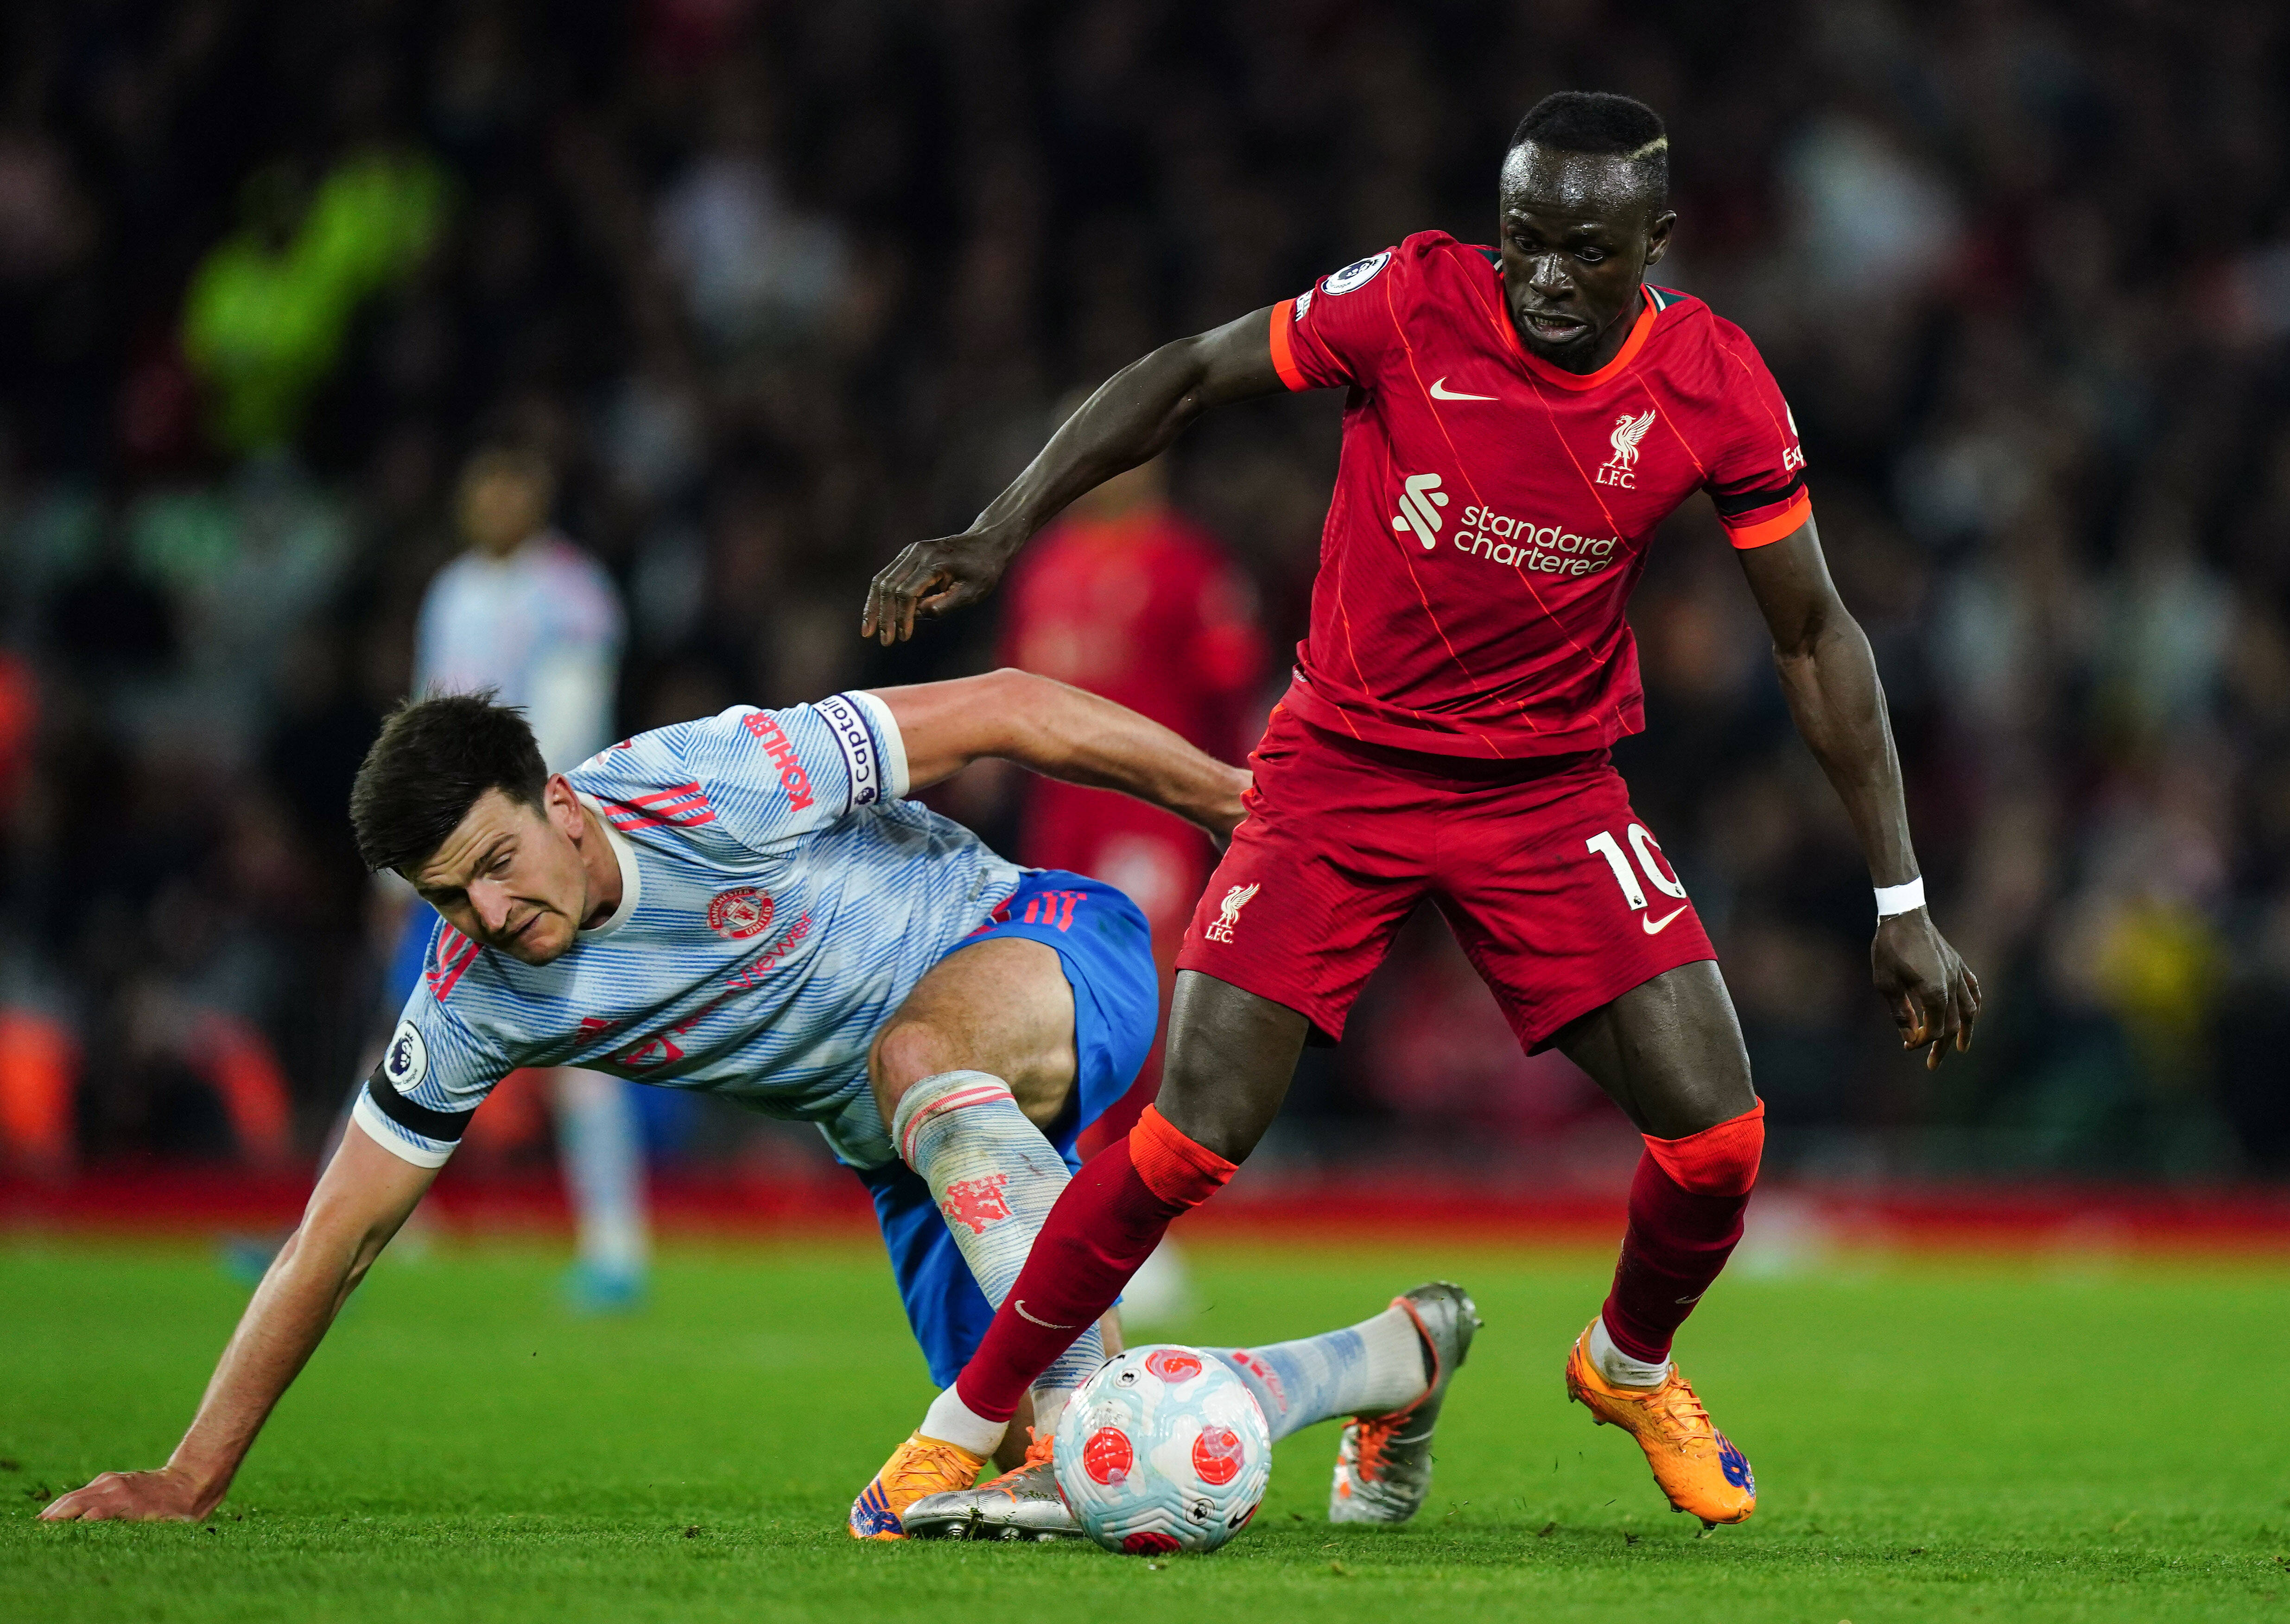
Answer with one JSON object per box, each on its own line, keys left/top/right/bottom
{"left": 40, "top": 1466, "right": 214, "bottom": 1522}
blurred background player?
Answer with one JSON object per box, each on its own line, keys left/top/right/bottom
{"left": 390, "top": 442, "right": 648, "bottom": 1310}
{"left": 1000, "top": 424, "right": 1268, "bottom": 1075}
{"left": 996, "top": 426, "right": 1267, "bottom": 1315}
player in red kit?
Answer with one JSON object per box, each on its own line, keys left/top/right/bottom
{"left": 856, "top": 92, "right": 1979, "bottom": 1535}
{"left": 998, "top": 452, "right": 1266, "bottom": 1148}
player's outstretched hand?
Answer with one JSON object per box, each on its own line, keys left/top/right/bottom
{"left": 39, "top": 1467, "right": 213, "bottom": 1522}
{"left": 1872, "top": 910, "right": 1980, "bottom": 1071}
{"left": 863, "top": 527, "right": 1020, "bottom": 645}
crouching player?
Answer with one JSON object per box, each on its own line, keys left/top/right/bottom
{"left": 39, "top": 673, "right": 1478, "bottom": 1541}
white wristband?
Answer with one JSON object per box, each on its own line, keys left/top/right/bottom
{"left": 1873, "top": 877, "right": 1925, "bottom": 920}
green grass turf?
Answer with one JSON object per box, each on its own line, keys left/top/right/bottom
{"left": 1, "top": 1237, "right": 2285, "bottom": 1621}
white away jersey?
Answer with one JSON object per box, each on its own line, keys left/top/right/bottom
{"left": 352, "top": 692, "right": 1025, "bottom": 1171}
{"left": 415, "top": 533, "right": 624, "bottom": 770}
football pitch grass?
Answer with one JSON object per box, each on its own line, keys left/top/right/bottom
{"left": 2, "top": 1236, "right": 2284, "bottom": 1622}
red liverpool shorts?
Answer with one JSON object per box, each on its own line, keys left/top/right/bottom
{"left": 1177, "top": 704, "right": 1717, "bottom": 1050}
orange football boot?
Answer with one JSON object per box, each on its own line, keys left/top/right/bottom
{"left": 1564, "top": 1322, "right": 1756, "bottom": 1528}
{"left": 847, "top": 1432, "right": 991, "bottom": 1540}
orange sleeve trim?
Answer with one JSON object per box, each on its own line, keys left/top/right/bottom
{"left": 1269, "top": 299, "right": 1306, "bottom": 391}
{"left": 1722, "top": 490, "right": 1812, "bottom": 550}
{"left": 1130, "top": 1105, "right": 1238, "bottom": 1207}
{"left": 1643, "top": 1100, "right": 1765, "bottom": 1197}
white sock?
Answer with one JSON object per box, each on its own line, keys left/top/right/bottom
{"left": 553, "top": 1068, "right": 649, "bottom": 1276}
{"left": 1210, "top": 1302, "right": 1428, "bottom": 1444}
{"left": 892, "top": 1071, "right": 1105, "bottom": 1420}
{"left": 921, "top": 1384, "right": 1005, "bottom": 1456}
{"left": 1589, "top": 1314, "right": 1670, "bottom": 1389}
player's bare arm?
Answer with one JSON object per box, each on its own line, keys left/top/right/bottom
{"left": 863, "top": 312, "right": 1284, "bottom": 644}
{"left": 40, "top": 1124, "right": 436, "bottom": 1522}
{"left": 1736, "top": 519, "right": 1980, "bottom": 1069}
{"left": 875, "top": 669, "right": 1250, "bottom": 840}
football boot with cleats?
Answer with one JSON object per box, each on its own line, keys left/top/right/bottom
{"left": 847, "top": 1431, "right": 990, "bottom": 1540}
{"left": 900, "top": 1430, "right": 1084, "bottom": 1542}
{"left": 1564, "top": 1321, "right": 1756, "bottom": 1528}
{"left": 1329, "top": 1281, "right": 1481, "bottom": 1523}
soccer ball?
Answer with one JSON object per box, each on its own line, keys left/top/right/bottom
{"left": 1052, "top": 1344, "right": 1271, "bottom": 1555}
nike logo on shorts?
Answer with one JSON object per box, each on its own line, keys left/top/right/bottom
{"left": 1014, "top": 1300, "right": 1077, "bottom": 1329}
{"left": 1428, "top": 377, "right": 1497, "bottom": 401}
{"left": 1642, "top": 906, "right": 1689, "bottom": 935}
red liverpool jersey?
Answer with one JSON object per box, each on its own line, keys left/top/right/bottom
{"left": 998, "top": 502, "right": 1265, "bottom": 928}
{"left": 1269, "top": 230, "right": 1810, "bottom": 758}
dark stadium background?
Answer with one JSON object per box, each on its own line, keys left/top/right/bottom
{"left": 3, "top": 0, "right": 2287, "bottom": 1212}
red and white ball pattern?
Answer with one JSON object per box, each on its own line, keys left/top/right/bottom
{"left": 1052, "top": 1343, "right": 1272, "bottom": 1554}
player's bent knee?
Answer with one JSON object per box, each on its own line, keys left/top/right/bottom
{"left": 869, "top": 1019, "right": 959, "bottom": 1109}
{"left": 1643, "top": 1100, "right": 1764, "bottom": 1198}
{"left": 1152, "top": 1083, "right": 1276, "bottom": 1166}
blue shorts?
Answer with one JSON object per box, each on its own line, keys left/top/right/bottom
{"left": 853, "top": 869, "right": 1158, "bottom": 1386}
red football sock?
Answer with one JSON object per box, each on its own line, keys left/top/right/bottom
{"left": 1600, "top": 1101, "right": 1765, "bottom": 1367}
{"left": 954, "top": 1107, "right": 1234, "bottom": 1422}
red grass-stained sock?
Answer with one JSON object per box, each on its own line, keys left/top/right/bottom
{"left": 954, "top": 1110, "right": 1234, "bottom": 1422}
{"left": 1599, "top": 1102, "right": 1765, "bottom": 1366}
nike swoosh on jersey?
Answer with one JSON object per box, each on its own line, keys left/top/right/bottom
{"left": 1014, "top": 1300, "right": 1077, "bottom": 1329}
{"left": 1642, "top": 906, "right": 1689, "bottom": 935}
{"left": 1428, "top": 377, "right": 1497, "bottom": 401}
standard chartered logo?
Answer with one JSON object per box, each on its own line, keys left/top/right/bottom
{"left": 1391, "top": 472, "right": 1449, "bottom": 550}
{"left": 1391, "top": 471, "right": 1624, "bottom": 577}
{"left": 1455, "top": 500, "right": 1622, "bottom": 576}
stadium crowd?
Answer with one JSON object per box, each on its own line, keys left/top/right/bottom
{"left": 1, "top": 0, "right": 2285, "bottom": 1179}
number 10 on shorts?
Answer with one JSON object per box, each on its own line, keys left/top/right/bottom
{"left": 1586, "top": 825, "right": 1689, "bottom": 929}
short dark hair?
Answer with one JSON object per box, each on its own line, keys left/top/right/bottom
{"left": 349, "top": 692, "right": 548, "bottom": 874}
{"left": 1509, "top": 91, "right": 1669, "bottom": 204}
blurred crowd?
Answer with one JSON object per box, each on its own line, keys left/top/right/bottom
{"left": 1, "top": 0, "right": 2285, "bottom": 1180}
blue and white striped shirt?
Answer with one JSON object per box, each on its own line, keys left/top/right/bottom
{"left": 353, "top": 692, "right": 1024, "bottom": 1171}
